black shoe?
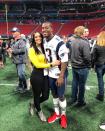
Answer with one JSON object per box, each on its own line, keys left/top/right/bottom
{"left": 15, "top": 86, "right": 23, "bottom": 92}
{"left": 19, "top": 88, "right": 27, "bottom": 93}
{"left": 67, "top": 99, "right": 77, "bottom": 106}
{"left": 74, "top": 102, "right": 86, "bottom": 107}
{"left": 96, "top": 94, "right": 104, "bottom": 101}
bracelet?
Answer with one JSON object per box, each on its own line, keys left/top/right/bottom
{"left": 50, "top": 63, "right": 53, "bottom": 67}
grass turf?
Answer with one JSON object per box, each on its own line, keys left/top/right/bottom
{"left": 0, "top": 58, "right": 105, "bottom": 131}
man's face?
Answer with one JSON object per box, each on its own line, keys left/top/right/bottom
{"left": 12, "top": 31, "right": 20, "bottom": 38}
{"left": 42, "top": 23, "right": 52, "bottom": 38}
{"left": 84, "top": 29, "right": 89, "bottom": 37}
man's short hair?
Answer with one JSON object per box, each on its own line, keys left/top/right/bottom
{"left": 74, "top": 26, "right": 85, "bottom": 37}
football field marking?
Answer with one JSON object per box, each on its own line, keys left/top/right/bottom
{"left": 67, "top": 85, "right": 96, "bottom": 90}
{"left": 0, "top": 83, "right": 17, "bottom": 86}
{"left": 0, "top": 83, "right": 96, "bottom": 90}
{"left": 86, "top": 86, "right": 96, "bottom": 90}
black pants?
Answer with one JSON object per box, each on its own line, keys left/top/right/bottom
{"left": 30, "top": 68, "right": 49, "bottom": 112}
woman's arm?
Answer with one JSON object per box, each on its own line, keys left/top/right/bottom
{"left": 28, "top": 48, "right": 51, "bottom": 68}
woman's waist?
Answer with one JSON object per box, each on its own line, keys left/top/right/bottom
{"left": 33, "top": 67, "right": 43, "bottom": 72}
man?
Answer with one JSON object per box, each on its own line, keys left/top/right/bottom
{"left": 84, "top": 27, "right": 89, "bottom": 38}
{"left": 84, "top": 27, "right": 91, "bottom": 48}
{"left": 8, "top": 27, "right": 27, "bottom": 93}
{"left": 84, "top": 27, "right": 95, "bottom": 52}
{"left": 42, "top": 22, "right": 68, "bottom": 128}
{"left": 69, "top": 26, "right": 91, "bottom": 107}
{"left": 1, "top": 39, "right": 7, "bottom": 65}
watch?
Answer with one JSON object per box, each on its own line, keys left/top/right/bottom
{"left": 50, "top": 63, "right": 53, "bottom": 67}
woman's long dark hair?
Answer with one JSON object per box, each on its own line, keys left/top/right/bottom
{"left": 31, "top": 32, "right": 45, "bottom": 54}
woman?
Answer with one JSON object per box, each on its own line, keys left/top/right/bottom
{"left": 92, "top": 31, "right": 105, "bottom": 101}
{"left": 28, "top": 32, "right": 60, "bottom": 122}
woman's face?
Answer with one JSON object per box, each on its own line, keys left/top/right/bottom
{"left": 34, "top": 32, "right": 42, "bottom": 46}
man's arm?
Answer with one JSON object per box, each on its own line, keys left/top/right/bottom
{"left": 56, "top": 43, "right": 68, "bottom": 87}
{"left": 12, "top": 39, "right": 26, "bottom": 55}
{"left": 56, "top": 62, "right": 68, "bottom": 87}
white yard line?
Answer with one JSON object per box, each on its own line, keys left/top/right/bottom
{"left": 67, "top": 85, "right": 96, "bottom": 90}
{"left": 0, "top": 83, "right": 17, "bottom": 86}
{"left": 0, "top": 83, "right": 96, "bottom": 90}
{"left": 86, "top": 86, "right": 96, "bottom": 90}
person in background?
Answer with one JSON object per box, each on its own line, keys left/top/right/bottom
{"left": 92, "top": 31, "right": 105, "bottom": 101}
{"left": 84, "top": 27, "right": 91, "bottom": 49}
{"left": 2, "top": 40, "right": 7, "bottom": 65}
{"left": 42, "top": 22, "right": 68, "bottom": 128}
{"left": 21, "top": 34, "right": 31, "bottom": 90}
{"left": 28, "top": 32, "right": 60, "bottom": 122}
{"left": 84, "top": 27, "right": 89, "bottom": 38}
{"left": 69, "top": 26, "right": 91, "bottom": 107}
{"left": 6, "top": 37, "right": 14, "bottom": 58}
{"left": 21, "top": 34, "right": 30, "bottom": 51}
{"left": 84, "top": 27, "right": 95, "bottom": 53}
{"left": 8, "top": 27, "right": 27, "bottom": 93}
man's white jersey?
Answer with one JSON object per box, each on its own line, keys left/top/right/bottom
{"left": 44, "top": 35, "right": 68, "bottom": 78}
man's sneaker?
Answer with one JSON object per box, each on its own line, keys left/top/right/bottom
{"left": 47, "top": 112, "right": 60, "bottom": 123}
{"left": 99, "top": 123, "right": 105, "bottom": 130}
{"left": 60, "top": 114, "right": 67, "bottom": 128}
{"left": 74, "top": 102, "right": 86, "bottom": 107}
{"left": 38, "top": 110, "right": 47, "bottom": 122}
{"left": 67, "top": 99, "right": 77, "bottom": 106}
{"left": 96, "top": 94, "right": 104, "bottom": 101}
{"left": 15, "top": 86, "right": 22, "bottom": 92}
{"left": 19, "top": 88, "right": 27, "bottom": 93}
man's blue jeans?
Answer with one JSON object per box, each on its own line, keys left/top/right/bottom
{"left": 95, "top": 64, "right": 105, "bottom": 96}
{"left": 71, "top": 67, "right": 89, "bottom": 103}
{"left": 16, "top": 64, "right": 27, "bottom": 89}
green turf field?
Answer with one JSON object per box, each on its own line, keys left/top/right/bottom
{"left": 0, "top": 58, "right": 105, "bottom": 131}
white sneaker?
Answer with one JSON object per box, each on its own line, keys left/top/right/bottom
{"left": 29, "top": 102, "right": 35, "bottom": 116}
{"left": 99, "top": 123, "right": 105, "bottom": 130}
{"left": 38, "top": 110, "right": 47, "bottom": 122}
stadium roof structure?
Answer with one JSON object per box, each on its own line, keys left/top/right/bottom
{"left": 0, "top": 0, "right": 105, "bottom": 20}
{"left": 3, "top": 0, "right": 99, "bottom": 1}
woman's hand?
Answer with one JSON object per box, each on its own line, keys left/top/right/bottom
{"left": 51, "top": 60, "right": 60, "bottom": 67}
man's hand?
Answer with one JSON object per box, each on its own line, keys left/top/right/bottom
{"left": 7, "top": 48, "right": 13, "bottom": 58}
{"left": 56, "top": 76, "right": 64, "bottom": 87}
